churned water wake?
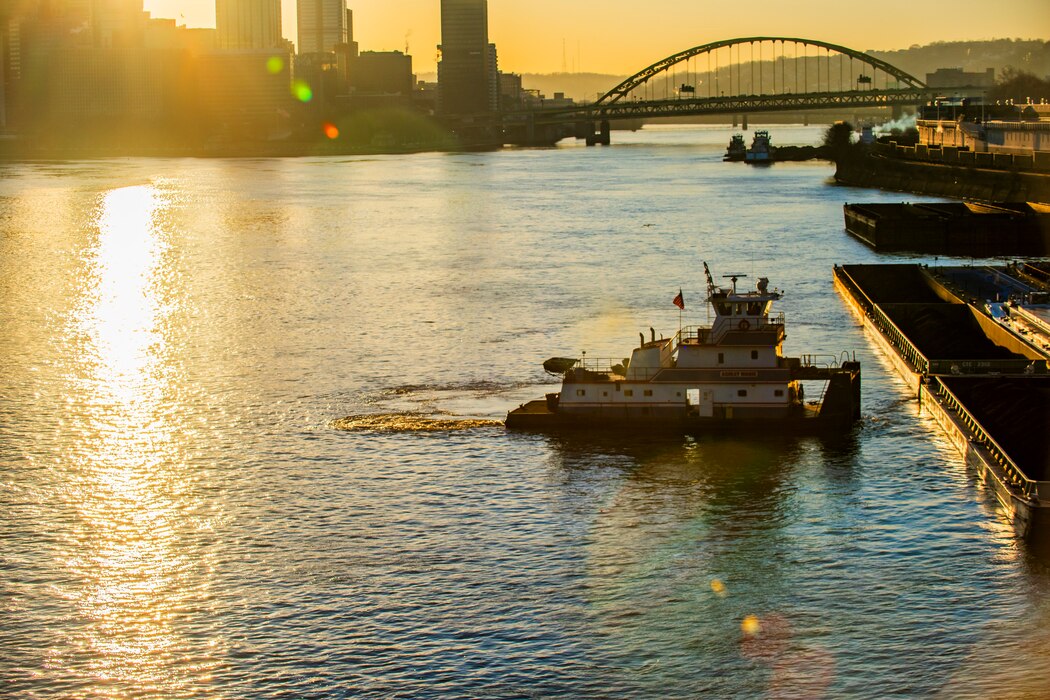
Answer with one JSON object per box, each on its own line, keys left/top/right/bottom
{"left": 332, "top": 412, "right": 504, "bottom": 433}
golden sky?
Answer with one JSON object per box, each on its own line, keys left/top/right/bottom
{"left": 144, "top": 0, "right": 1050, "bottom": 74}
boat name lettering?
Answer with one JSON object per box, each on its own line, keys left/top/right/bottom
{"left": 720, "top": 370, "right": 758, "bottom": 378}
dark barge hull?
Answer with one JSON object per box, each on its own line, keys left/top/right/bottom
{"left": 843, "top": 202, "right": 1050, "bottom": 256}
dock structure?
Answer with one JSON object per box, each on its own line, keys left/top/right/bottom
{"left": 834, "top": 263, "right": 1050, "bottom": 535}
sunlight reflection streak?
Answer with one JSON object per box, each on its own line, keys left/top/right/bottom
{"left": 55, "top": 185, "right": 219, "bottom": 694}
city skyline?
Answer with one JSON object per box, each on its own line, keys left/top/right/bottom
{"left": 140, "top": 0, "right": 1050, "bottom": 74}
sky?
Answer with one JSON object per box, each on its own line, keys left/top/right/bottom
{"left": 143, "top": 0, "right": 1050, "bottom": 75}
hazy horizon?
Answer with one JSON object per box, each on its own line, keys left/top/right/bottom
{"left": 143, "top": 0, "right": 1050, "bottom": 74}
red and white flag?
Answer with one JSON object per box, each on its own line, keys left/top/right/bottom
{"left": 673, "top": 289, "right": 685, "bottom": 310}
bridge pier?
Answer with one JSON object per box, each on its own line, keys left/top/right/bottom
{"left": 732, "top": 114, "right": 738, "bottom": 128}
{"left": 742, "top": 114, "right": 748, "bottom": 130}
{"left": 585, "top": 120, "right": 611, "bottom": 146}
{"left": 891, "top": 104, "right": 903, "bottom": 120}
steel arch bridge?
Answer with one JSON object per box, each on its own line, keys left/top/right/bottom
{"left": 513, "top": 37, "right": 940, "bottom": 136}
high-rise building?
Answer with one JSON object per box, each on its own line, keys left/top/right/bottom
{"left": 90, "top": 0, "right": 145, "bottom": 48}
{"left": 216, "top": 0, "right": 282, "bottom": 50}
{"left": 437, "top": 0, "right": 497, "bottom": 115}
{"left": 296, "top": 0, "right": 347, "bottom": 55}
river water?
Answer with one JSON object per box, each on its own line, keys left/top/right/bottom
{"left": 2, "top": 125, "right": 1049, "bottom": 699}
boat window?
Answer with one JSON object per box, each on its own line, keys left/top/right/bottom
{"left": 643, "top": 389, "right": 653, "bottom": 397}
{"left": 624, "top": 390, "right": 633, "bottom": 397}
{"left": 775, "top": 389, "right": 784, "bottom": 397}
{"left": 716, "top": 302, "right": 732, "bottom": 315}
{"left": 576, "top": 389, "right": 586, "bottom": 397}
{"left": 747, "top": 302, "right": 762, "bottom": 315}
{"left": 718, "top": 352, "right": 724, "bottom": 364}
{"left": 603, "top": 391, "right": 608, "bottom": 397}
{"left": 737, "top": 389, "right": 748, "bottom": 397}
{"left": 751, "top": 350, "right": 759, "bottom": 360}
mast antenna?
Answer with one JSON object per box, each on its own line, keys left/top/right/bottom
{"left": 703, "top": 261, "right": 715, "bottom": 298}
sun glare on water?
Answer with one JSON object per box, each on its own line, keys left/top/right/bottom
{"left": 53, "top": 184, "right": 220, "bottom": 692}
{"left": 87, "top": 185, "right": 164, "bottom": 397}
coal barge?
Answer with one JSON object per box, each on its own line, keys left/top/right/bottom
{"left": 834, "top": 263, "right": 1050, "bottom": 535}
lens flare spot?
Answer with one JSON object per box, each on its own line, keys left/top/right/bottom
{"left": 292, "top": 80, "right": 313, "bottom": 103}
{"left": 710, "top": 578, "right": 727, "bottom": 596}
{"left": 323, "top": 123, "right": 340, "bottom": 139}
{"left": 742, "top": 615, "right": 761, "bottom": 636}
{"left": 266, "top": 56, "right": 285, "bottom": 74}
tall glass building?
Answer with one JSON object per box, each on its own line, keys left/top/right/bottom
{"left": 216, "top": 0, "right": 283, "bottom": 50}
{"left": 296, "top": 0, "right": 347, "bottom": 55}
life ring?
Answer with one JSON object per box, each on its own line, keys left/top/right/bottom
{"left": 738, "top": 319, "right": 751, "bottom": 331}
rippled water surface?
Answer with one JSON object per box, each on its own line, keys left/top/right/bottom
{"left": 2, "top": 126, "right": 1049, "bottom": 699}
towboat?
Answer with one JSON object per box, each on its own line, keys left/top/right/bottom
{"left": 745, "top": 130, "right": 774, "bottom": 164}
{"left": 506, "top": 264, "right": 861, "bottom": 433}
{"left": 724, "top": 133, "right": 747, "bottom": 161}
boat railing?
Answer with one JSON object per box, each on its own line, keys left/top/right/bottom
{"left": 931, "top": 377, "right": 1046, "bottom": 501}
{"left": 675, "top": 315, "right": 786, "bottom": 346}
{"left": 800, "top": 353, "right": 840, "bottom": 369}
{"left": 870, "top": 304, "right": 932, "bottom": 375}
{"left": 833, "top": 265, "right": 877, "bottom": 315}
{"left": 572, "top": 357, "right": 629, "bottom": 374}
{"left": 763, "top": 313, "right": 786, "bottom": 329}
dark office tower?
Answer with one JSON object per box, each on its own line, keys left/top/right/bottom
{"left": 297, "top": 0, "right": 347, "bottom": 55}
{"left": 438, "top": 0, "right": 498, "bottom": 115}
{"left": 216, "top": 0, "right": 282, "bottom": 50}
{"left": 345, "top": 8, "right": 358, "bottom": 57}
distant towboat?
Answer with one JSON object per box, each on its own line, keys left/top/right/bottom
{"left": 724, "top": 133, "right": 747, "bottom": 161}
{"left": 745, "top": 130, "right": 774, "bottom": 164}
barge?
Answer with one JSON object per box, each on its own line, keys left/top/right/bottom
{"left": 507, "top": 265, "right": 861, "bottom": 434}
{"left": 843, "top": 201, "right": 1050, "bottom": 256}
{"left": 834, "top": 263, "right": 1050, "bottom": 534}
